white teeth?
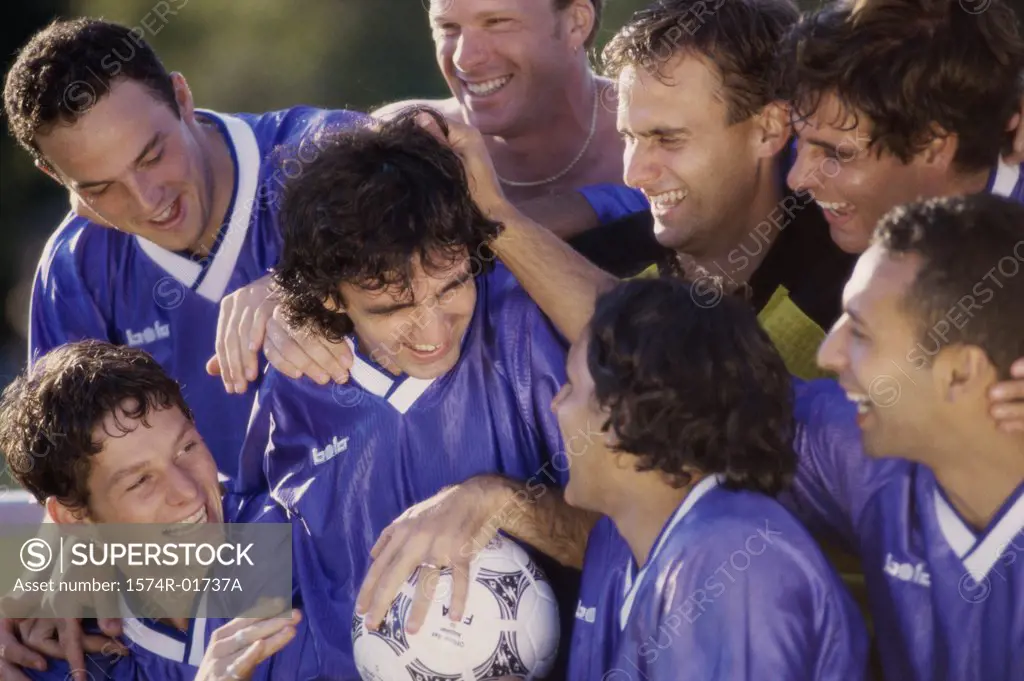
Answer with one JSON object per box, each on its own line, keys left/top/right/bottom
{"left": 815, "top": 199, "right": 853, "bottom": 216}
{"left": 165, "top": 506, "right": 207, "bottom": 536}
{"left": 152, "top": 199, "right": 175, "bottom": 223}
{"left": 411, "top": 343, "right": 440, "bottom": 352}
{"left": 647, "top": 189, "right": 688, "bottom": 208}
{"left": 846, "top": 392, "right": 871, "bottom": 414}
{"left": 465, "top": 76, "right": 512, "bottom": 96}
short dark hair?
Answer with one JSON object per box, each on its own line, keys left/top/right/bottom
{"left": 0, "top": 341, "right": 192, "bottom": 511}
{"left": 273, "top": 109, "right": 503, "bottom": 343}
{"left": 554, "top": 0, "right": 605, "bottom": 49}
{"left": 586, "top": 278, "right": 796, "bottom": 495}
{"left": 601, "top": 0, "right": 799, "bottom": 124}
{"left": 779, "top": 0, "right": 1024, "bottom": 170}
{"left": 3, "top": 17, "right": 179, "bottom": 167}
{"left": 875, "top": 194, "right": 1024, "bottom": 379}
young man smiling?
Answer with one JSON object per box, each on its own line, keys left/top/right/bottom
{"left": 237, "top": 111, "right": 596, "bottom": 679}
{"left": 0, "top": 341, "right": 306, "bottom": 681}
{"left": 375, "top": 0, "right": 665, "bottom": 277}
{"left": 785, "top": 194, "right": 1024, "bottom": 681}
{"left": 3, "top": 19, "right": 364, "bottom": 479}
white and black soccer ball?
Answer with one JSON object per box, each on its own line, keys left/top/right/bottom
{"left": 352, "top": 533, "right": 560, "bottom": 680}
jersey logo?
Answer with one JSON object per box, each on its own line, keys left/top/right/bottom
{"left": 883, "top": 552, "right": 932, "bottom": 587}
{"left": 312, "top": 435, "right": 349, "bottom": 465}
{"left": 574, "top": 600, "right": 596, "bottom": 623}
{"left": 125, "top": 321, "right": 171, "bottom": 347}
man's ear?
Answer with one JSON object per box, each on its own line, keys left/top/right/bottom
{"left": 565, "top": 0, "right": 596, "bottom": 53}
{"left": 935, "top": 344, "right": 995, "bottom": 404}
{"left": 34, "top": 158, "right": 61, "bottom": 184}
{"left": 920, "top": 126, "right": 957, "bottom": 170}
{"left": 754, "top": 101, "right": 792, "bottom": 159}
{"left": 170, "top": 72, "right": 196, "bottom": 122}
{"left": 45, "top": 496, "right": 89, "bottom": 525}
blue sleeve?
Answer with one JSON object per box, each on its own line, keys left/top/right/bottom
{"left": 28, "top": 228, "right": 110, "bottom": 366}
{"left": 505, "top": 286, "right": 570, "bottom": 487}
{"left": 780, "top": 379, "right": 899, "bottom": 551}
{"left": 614, "top": 525, "right": 866, "bottom": 681}
{"left": 577, "top": 184, "right": 648, "bottom": 223}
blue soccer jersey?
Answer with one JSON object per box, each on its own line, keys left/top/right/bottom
{"left": 786, "top": 378, "right": 1024, "bottom": 681}
{"left": 610, "top": 475, "right": 869, "bottom": 681}
{"left": 567, "top": 515, "right": 629, "bottom": 681}
{"left": 238, "top": 263, "right": 571, "bottom": 677}
{"left": 28, "top": 107, "right": 365, "bottom": 480}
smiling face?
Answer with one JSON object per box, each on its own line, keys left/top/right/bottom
{"left": 429, "top": 0, "right": 583, "bottom": 136}
{"left": 34, "top": 75, "right": 217, "bottom": 252}
{"left": 617, "top": 56, "right": 765, "bottom": 256}
{"left": 816, "top": 244, "right": 942, "bottom": 460}
{"left": 69, "top": 403, "right": 222, "bottom": 526}
{"left": 340, "top": 252, "right": 478, "bottom": 379}
{"left": 787, "top": 92, "right": 949, "bottom": 255}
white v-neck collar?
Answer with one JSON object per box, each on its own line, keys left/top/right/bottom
{"left": 933, "top": 483, "right": 1024, "bottom": 582}
{"left": 134, "top": 111, "right": 260, "bottom": 303}
{"left": 988, "top": 156, "right": 1020, "bottom": 198}
{"left": 619, "top": 474, "right": 722, "bottom": 630}
{"left": 345, "top": 338, "right": 437, "bottom": 414}
{"left": 118, "top": 591, "right": 208, "bottom": 666}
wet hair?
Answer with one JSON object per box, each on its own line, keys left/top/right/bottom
{"left": 0, "top": 341, "right": 192, "bottom": 511}
{"left": 587, "top": 277, "right": 796, "bottom": 495}
{"left": 273, "top": 109, "right": 503, "bottom": 342}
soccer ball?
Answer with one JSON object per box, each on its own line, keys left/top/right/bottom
{"left": 352, "top": 533, "right": 560, "bottom": 680}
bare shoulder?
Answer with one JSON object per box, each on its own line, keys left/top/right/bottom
{"left": 370, "top": 97, "right": 462, "bottom": 121}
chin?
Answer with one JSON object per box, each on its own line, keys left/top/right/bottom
{"left": 830, "top": 224, "right": 872, "bottom": 255}
{"left": 399, "top": 352, "right": 461, "bottom": 380}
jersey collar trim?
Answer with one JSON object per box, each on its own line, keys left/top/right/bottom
{"left": 346, "top": 337, "right": 438, "bottom": 413}
{"left": 618, "top": 474, "right": 722, "bottom": 630}
{"left": 933, "top": 480, "right": 1024, "bottom": 582}
{"left": 987, "top": 156, "right": 1021, "bottom": 198}
{"left": 134, "top": 111, "right": 260, "bottom": 303}
{"left": 117, "top": 591, "right": 208, "bottom": 665}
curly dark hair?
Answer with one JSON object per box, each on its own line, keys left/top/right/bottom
{"left": 553, "top": 0, "right": 605, "bottom": 49}
{"left": 778, "top": 0, "right": 1024, "bottom": 170}
{"left": 586, "top": 278, "right": 795, "bottom": 495}
{"left": 273, "top": 109, "right": 503, "bottom": 343}
{"left": 875, "top": 194, "right": 1024, "bottom": 380}
{"left": 0, "top": 341, "right": 192, "bottom": 512}
{"left": 601, "top": 0, "right": 799, "bottom": 124}
{"left": 3, "top": 17, "right": 178, "bottom": 168}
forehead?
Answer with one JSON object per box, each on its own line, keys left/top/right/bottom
{"left": 430, "top": 0, "right": 552, "bottom": 18}
{"left": 792, "top": 90, "right": 870, "bottom": 143}
{"left": 90, "top": 404, "right": 190, "bottom": 471}
{"left": 34, "top": 79, "right": 177, "bottom": 181}
{"left": 844, "top": 244, "right": 921, "bottom": 324}
{"left": 617, "top": 55, "right": 728, "bottom": 132}
{"left": 340, "top": 252, "right": 472, "bottom": 306}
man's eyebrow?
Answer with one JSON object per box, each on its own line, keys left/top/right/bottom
{"left": 73, "top": 132, "right": 164, "bottom": 190}
{"left": 846, "top": 305, "right": 868, "bottom": 328}
{"left": 108, "top": 461, "right": 149, "bottom": 489}
{"left": 803, "top": 136, "right": 841, "bottom": 156}
{"left": 365, "top": 299, "right": 416, "bottom": 316}
{"left": 636, "top": 126, "right": 692, "bottom": 139}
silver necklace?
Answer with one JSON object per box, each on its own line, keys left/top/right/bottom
{"left": 495, "top": 84, "right": 599, "bottom": 187}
